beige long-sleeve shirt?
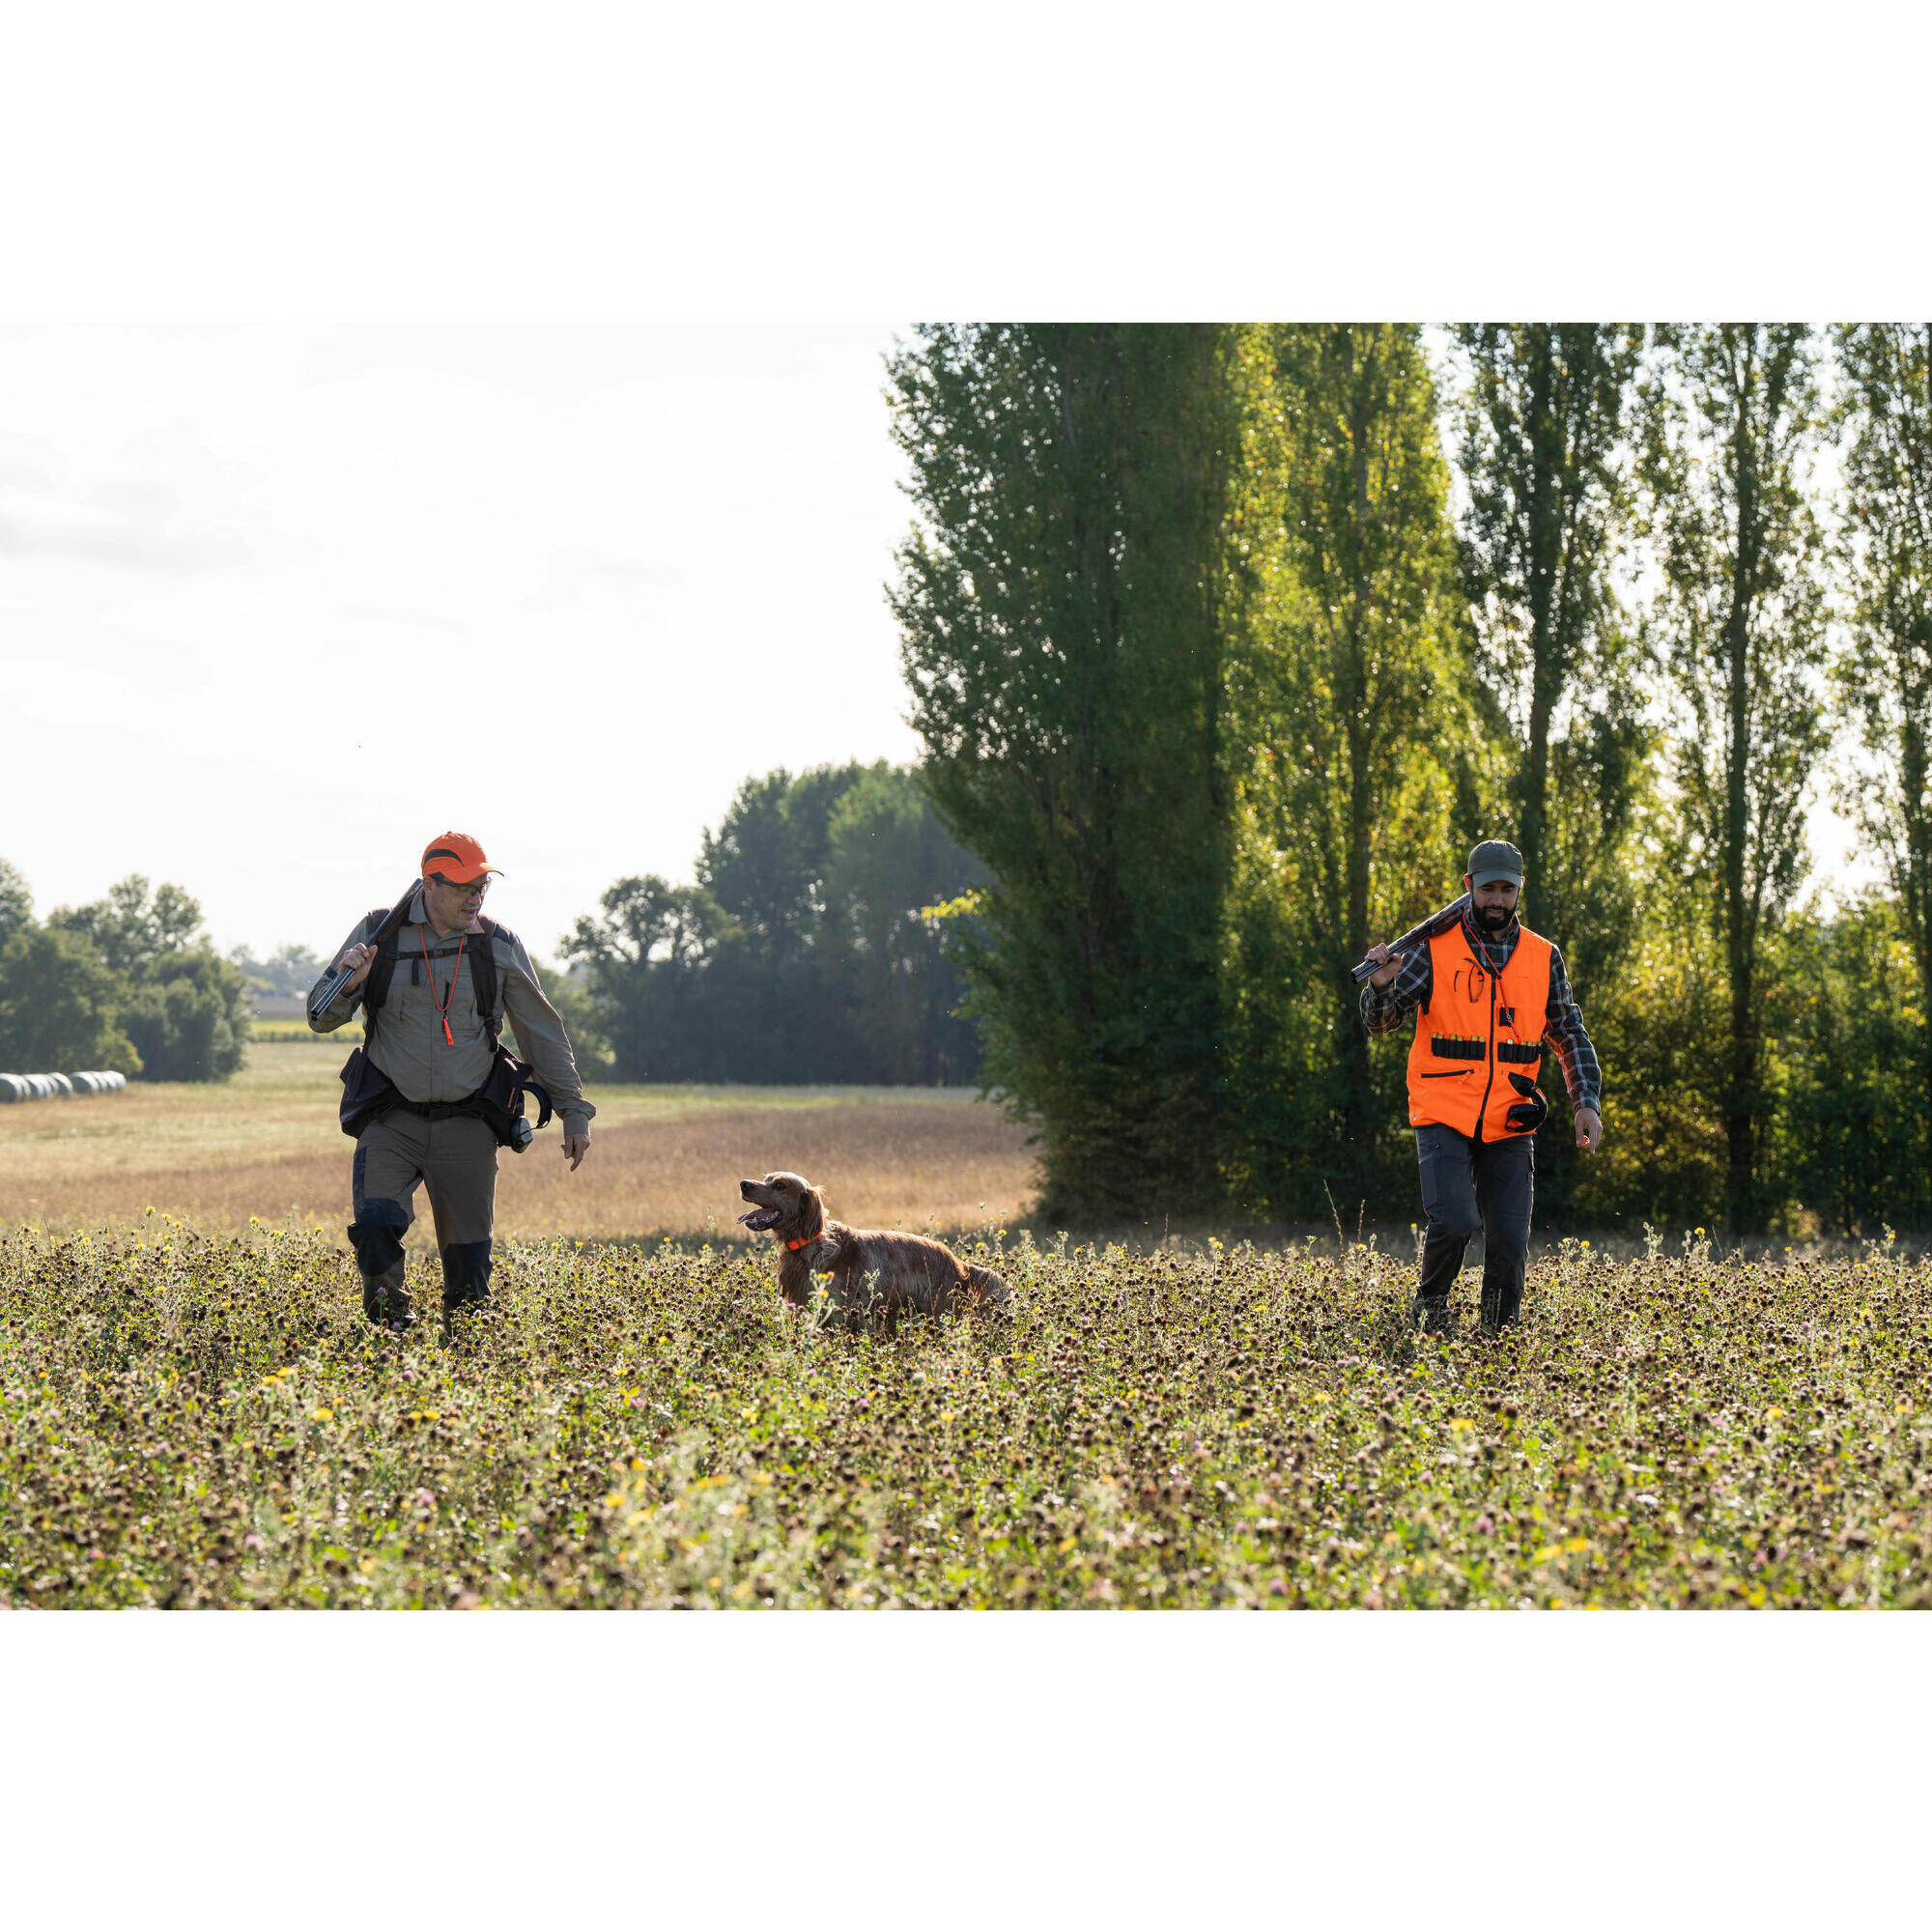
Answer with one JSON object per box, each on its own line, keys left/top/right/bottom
{"left": 308, "top": 886, "right": 595, "bottom": 1134}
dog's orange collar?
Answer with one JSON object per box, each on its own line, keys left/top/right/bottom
{"left": 785, "top": 1234, "right": 819, "bottom": 1252}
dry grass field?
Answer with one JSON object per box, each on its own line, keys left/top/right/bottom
{"left": 0, "top": 1040, "right": 1039, "bottom": 1245}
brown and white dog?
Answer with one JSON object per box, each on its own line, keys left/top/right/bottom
{"left": 738, "top": 1172, "right": 1009, "bottom": 1331}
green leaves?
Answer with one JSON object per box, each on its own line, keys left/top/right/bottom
{"left": 1637, "top": 326, "right": 1831, "bottom": 1233}
{"left": 563, "top": 762, "right": 983, "bottom": 1084}
{"left": 1450, "top": 323, "right": 1647, "bottom": 945}
{"left": 890, "top": 326, "right": 1240, "bottom": 1216}
{"left": 1, "top": 870, "right": 248, "bottom": 1084}
{"left": 0, "top": 924, "right": 142, "bottom": 1075}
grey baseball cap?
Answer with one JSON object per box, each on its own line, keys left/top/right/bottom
{"left": 1466, "top": 838, "right": 1524, "bottom": 888}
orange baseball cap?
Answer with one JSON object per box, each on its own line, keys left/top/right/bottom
{"left": 420, "top": 833, "right": 502, "bottom": 885}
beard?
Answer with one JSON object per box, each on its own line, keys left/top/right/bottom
{"left": 1475, "top": 900, "right": 1513, "bottom": 930}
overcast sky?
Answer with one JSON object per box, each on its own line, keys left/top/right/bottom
{"left": 0, "top": 325, "right": 920, "bottom": 962}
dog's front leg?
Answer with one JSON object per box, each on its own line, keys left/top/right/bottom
{"left": 819, "top": 1265, "right": 859, "bottom": 1336}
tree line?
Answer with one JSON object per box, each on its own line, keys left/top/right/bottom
{"left": 888, "top": 323, "right": 1932, "bottom": 1237}
{"left": 1, "top": 759, "right": 987, "bottom": 1096}
{"left": 16, "top": 321, "right": 1924, "bottom": 1244}
{"left": 0, "top": 864, "right": 252, "bottom": 1082}
{"left": 562, "top": 759, "right": 984, "bottom": 1086}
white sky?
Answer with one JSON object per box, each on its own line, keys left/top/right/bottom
{"left": 0, "top": 325, "right": 921, "bottom": 962}
{"left": 0, "top": 322, "right": 1891, "bottom": 966}
{"left": 6, "top": 11, "right": 1923, "bottom": 975}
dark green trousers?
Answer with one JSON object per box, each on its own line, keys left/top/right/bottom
{"left": 1414, "top": 1123, "right": 1535, "bottom": 1330}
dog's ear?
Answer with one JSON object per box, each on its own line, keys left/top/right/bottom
{"left": 797, "top": 1183, "right": 824, "bottom": 1241}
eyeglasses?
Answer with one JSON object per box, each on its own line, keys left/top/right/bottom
{"left": 428, "top": 873, "right": 491, "bottom": 897}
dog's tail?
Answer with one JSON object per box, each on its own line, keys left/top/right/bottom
{"left": 965, "top": 1264, "right": 1009, "bottom": 1310}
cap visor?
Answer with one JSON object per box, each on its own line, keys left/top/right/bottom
{"left": 424, "top": 865, "right": 502, "bottom": 883}
{"left": 1470, "top": 868, "right": 1521, "bottom": 888}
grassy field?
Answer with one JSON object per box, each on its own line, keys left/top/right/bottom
{"left": 0, "top": 1041, "right": 1038, "bottom": 1243}
{"left": 4, "top": 1045, "right": 1927, "bottom": 1609}
{"left": 2, "top": 1216, "right": 1926, "bottom": 1608}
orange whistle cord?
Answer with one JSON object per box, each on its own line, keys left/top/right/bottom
{"left": 421, "top": 925, "right": 466, "bottom": 1047}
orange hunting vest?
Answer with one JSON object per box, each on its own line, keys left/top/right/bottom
{"left": 1406, "top": 920, "right": 1554, "bottom": 1141}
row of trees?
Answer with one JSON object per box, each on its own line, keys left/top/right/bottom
{"left": 889, "top": 323, "right": 1932, "bottom": 1236}
{"left": 3, "top": 763, "right": 985, "bottom": 1095}
{"left": 0, "top": 863, "right": 253, "bottom": 1081}
{"left": 230, "top": 942, "right": 327, "bottom": 999}
{"left": 563, "top": 760, "right": 984, "bottom": 1085}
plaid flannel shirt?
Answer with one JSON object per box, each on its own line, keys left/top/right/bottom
{"left": 1359, "top": 908, "right": 1602, "bottom": 1116}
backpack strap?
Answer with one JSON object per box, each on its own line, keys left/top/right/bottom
{"left": 361, "top": 889, "right": 508, "bottom": 1047}
{"left": 471, "top": 914, "right": 501, "bottom": 1044}
{"left": 357, "top": 882, "right": 426, "bottom": 1044}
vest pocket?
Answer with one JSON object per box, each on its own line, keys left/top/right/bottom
{"left": 1495, "top": 1040, "right": 1544, "bottom": 1064}
{"left": 1429, "top": 1035, "right": 1486, "bottom": 1061}
{"left": 1418, "top": 1068, "right": 1473, "bottom": 1078}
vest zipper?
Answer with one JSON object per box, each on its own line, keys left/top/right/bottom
{"left": 1475, "top": 955, "right": 1499, "bottom": 1141}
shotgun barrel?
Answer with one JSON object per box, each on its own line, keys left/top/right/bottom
{"left": 1350, "top": 894, "right": 1471, "bottom": 983}
{"left": 308, "top": 959, "right": 362, "bottom": 1017}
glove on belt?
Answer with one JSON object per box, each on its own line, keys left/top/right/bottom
{"left": 1504, "top": 1071, "right": 1548, "bottom": 1135}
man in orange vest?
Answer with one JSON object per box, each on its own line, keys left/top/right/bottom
{"left": 1362, "top": 838, "right": 1603, "bottom": 1336}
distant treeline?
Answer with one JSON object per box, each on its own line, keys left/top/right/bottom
{"left": 563, "top": 760, "right": 984, "bottom": 1086}
{"left": 0, "top": 863, "right": 251, "bottom": 1082}
{"left": 230, "top": 942, "right": 326, "bottom": 999}
{"left": 3, "top": 760, "right": 984, "bottom": 1095}
{"left": 887, "top": 323, "right": 1932, "bottom": 1237}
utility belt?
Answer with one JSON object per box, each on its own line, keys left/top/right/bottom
{"left": 339, "top": 1043, "right": 553, "bottom": 1151}
{"left": 390, "top": 1094, "right": 497, "bottom": 1122}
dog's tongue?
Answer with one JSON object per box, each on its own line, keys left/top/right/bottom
{"left": 737, "top": 1208, "right": 781, "bottom": 1230}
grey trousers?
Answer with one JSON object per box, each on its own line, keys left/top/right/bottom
{"left": 346, "top": 1110, "right": 498, "bottom": 1326}
{"left": 1414, "top": 1123, "right": 1535, "bottom": 1330}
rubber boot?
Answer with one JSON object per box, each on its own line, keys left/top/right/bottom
{"left": 440, "top": 1239, "right": 494, "bottom": 1343}
{"left": 360, "top": 1261, "right": 414, "bottom": 1334}
{"left": 349, "top": 1202, "right": 414, "bottom": 1333}
{"left": 1479, "top": 1270, "right": 1523, "bottom": 1338}
{"left": 1409, "top": 1294, "right": 1456, "bottom": 1337}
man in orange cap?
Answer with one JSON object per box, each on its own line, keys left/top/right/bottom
{"left": 309, "top": 833, "right": 595, "bottom": 1336}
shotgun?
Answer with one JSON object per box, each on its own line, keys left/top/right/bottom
{"left": 1350, "top": 895, "right": 1471, "bottom": 983}
{"left": 308, "top": 881, "right": 423, "bottom": 1019}
{"left": 308, "top": 957, "right": 363, "bottom": 1017}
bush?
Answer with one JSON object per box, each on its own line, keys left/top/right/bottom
{"left": 0, "top": 926, "right": 142, "bottom": 1074}
{"left": 45, "top": 877, "right": 251, "bottom": 1084}
{"left": 119, "top": 947, "right": 251, "bottom": 1083}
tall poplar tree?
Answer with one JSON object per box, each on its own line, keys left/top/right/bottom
{"left": 1640, "top": 326, "right": 1829, "bottom": 1234}
{"left": 888, "top": 326, "right": 1238, "bottom": 1217}
{"left": 1225, "top": 325, "right": 1479, "bottom": 1204}
{"left": 1832, "top": 324, "right": 1932, "bottom": 1090}
{"left": 1452, "top": 325, "right": 1646, "bottom": 952}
